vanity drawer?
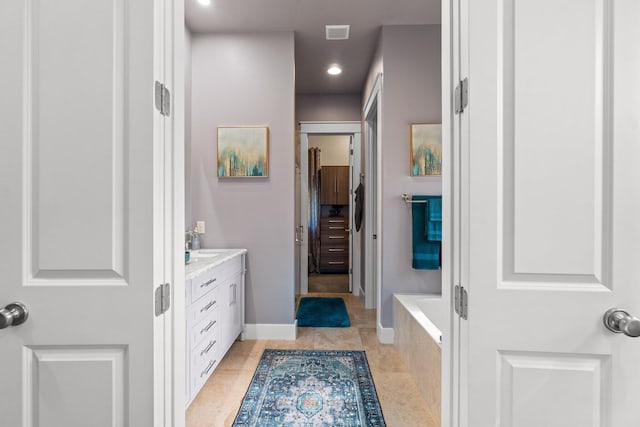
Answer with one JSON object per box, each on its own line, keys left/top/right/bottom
{"left": 190, "top": 256, "right": 242, "bottom": 303}
{"left": 187, "top": 286, "right": 219, "bottom": 326}
{"left": 190, "top": 342, "right": 221, "bottom": 396}
{"left": 192, "top": 329, "right": 220, "bottom": 372}
{"left": 190, "top": 269, "right": 218, "bottom": 303}
{"left": 189, "top": 309, "right": 219, "bottom": 348}
{"left": 190, "top": 353, "right": 219, "bottom": 398}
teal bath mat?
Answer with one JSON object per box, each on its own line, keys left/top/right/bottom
{"left": 232, "top": 349, "right": 385, "bottom": 426}
{"left": 296, "top": 297, "right": 351, "bottom": 327}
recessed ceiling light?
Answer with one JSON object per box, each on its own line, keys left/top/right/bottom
{"left": 327, "top": 65, "right": 342, "bottom": 75}
{"left": 197, "top": 0, "right": 211, "bottom": 6}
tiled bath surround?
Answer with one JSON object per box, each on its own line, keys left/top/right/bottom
{"left": 394, "top": 295, "right": 442, "bottom": 425}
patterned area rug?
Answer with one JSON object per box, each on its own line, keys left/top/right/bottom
{"left": 232, "top": 349, "right": 386, "bottom": 426}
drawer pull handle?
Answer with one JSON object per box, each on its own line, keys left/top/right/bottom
{"left": 328, "top": 219, "right": 344, "bottom": 223}
{"left": 200, "top": 278, "right": 217, "bottom": 288}
{"left": 328, "top": 261, "right": 345, "bottom": 265}
{"left": 328, "top": 226, "right": 343, "bottom": 229}
{"left": 200, "top": 340, "right": 216, "bottom": 356}
{"left": 328, "top": 236, "right": 345, "bottom": 239}
{"left": 201, "top": 320, "right": 216, "bottom": 334}
{"left": 200, "top": 300, "right": 216, "bottom": 312}
{"left": 328, "top": 248, "right": 345, "bottom": 252}
{"left": 200, "top": 359, "right": 216, "bottom": 378}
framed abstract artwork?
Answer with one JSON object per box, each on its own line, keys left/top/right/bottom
{"left": 410, "top": 123, "right": 442, "bottom": 176}
{"left": 217, "top": 126, "right": 269, "bottom": 178}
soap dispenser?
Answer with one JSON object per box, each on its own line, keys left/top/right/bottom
{"left": 190, "top": 230, "right": 201, "bottom": 250}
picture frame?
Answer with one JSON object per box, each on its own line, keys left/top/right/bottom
{"left": 410, "top": 123, "right": 442, "bottom": 176}
{"left": 217, "top": 126, "right": 269, "bottom": 178}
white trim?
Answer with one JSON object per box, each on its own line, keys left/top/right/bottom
{"left": 241, "top": 322, "right": 298, "bottom": 341}
{"left": 363, "top": 74, "right": 382, "bottom": 316}
{"left": 298, "top": 121, "right": 363, "bottom": 296}
{"left": 299, "top": 132, "right": 309, "bottom": 294}
{"left": 443, "top": 0, "right": 455, "bottom": 425}
{"left": 299, "top": 121, "right": 361, "bottom": 134}
{"left": 376, "top": 323, "right": 394, "bottom": 344}
{"left": 168, "top": 0, "right": 185, "bottom": 425}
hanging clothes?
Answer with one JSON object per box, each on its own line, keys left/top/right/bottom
{"left": 354, "top": 182, "right": 364, "bottom": 232}
{"left": 308, "top": 148, "right": 321, "bottom": 273}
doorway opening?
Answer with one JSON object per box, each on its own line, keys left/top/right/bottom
{"left": 298, "top": 122, "right": 362, "bottom": 298}
{"left": 307, "top": 134, "right": 352, "bottom": 293}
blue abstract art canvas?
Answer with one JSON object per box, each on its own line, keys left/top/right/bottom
{"left": 217, "top": 126, "right": 269, "bottom": 177}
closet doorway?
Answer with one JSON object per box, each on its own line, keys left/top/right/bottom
{"left": 298, "top": 122, "right": 362, "bottom": 296}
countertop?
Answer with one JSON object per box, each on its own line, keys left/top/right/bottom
{"left": 185, "top": 248, "right": 247, "bottom": 280}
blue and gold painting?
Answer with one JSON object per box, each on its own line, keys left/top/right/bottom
{"left": 410, "top": 123, "right": 441, "bottom": 176}
{"left": 217, "top": 126, "right": 269, "bottom": 178}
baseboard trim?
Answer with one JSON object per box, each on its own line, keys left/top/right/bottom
{"left": 377, "top": 324, "right": 394, "bottom": 344}
{"left": 242, "top": 321, "right": 297, "bottom": 341}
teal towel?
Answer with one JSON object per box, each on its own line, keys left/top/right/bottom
{"left": 426, "top": 196, "right": 442, "bottom": 241}
{"left": 428, "top": 197, "right": 442, "bottom": 221}
{"left": 412, "top": 195, "right": 440, "bottom": 270}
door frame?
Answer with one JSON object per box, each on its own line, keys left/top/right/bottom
{"left": 298, "top": 121, "right": 362, "bottom": 295}
{"left": 168, "top": 1, "right": 185, "bottom": 425}
{"left": 362, "top": 75, "right": 382, "bottom": 315}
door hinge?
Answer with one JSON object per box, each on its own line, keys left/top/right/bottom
{"left": 155, "top": 283, "right": 171, "bottom": 316}
{"left": 155, "top": 81, "right": 171, "bottom": 117}
{"left": 454, "top": 77, "right": 468, "bottom": 114}
{"left": 454, "top": 284, "right": 468, "bottom": 319}
{"left": 350, "top": 149, "right": 354, "bottom": 155}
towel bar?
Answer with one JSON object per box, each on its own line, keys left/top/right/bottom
{"left": 401, "top": 193, "right": 428, "bottom": 204}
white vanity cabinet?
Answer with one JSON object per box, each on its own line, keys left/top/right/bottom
{"left": 185, "top": 249, "right": 246, "bottom": 406}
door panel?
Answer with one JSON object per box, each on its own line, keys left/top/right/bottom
{"left": 462, "top": 0, "right": 640, "bottom": 425}
{"left": 497, "top": 352, "right": 609, "bottom": 427}
{"left": 29, "top": 0, "right": 126, "bottom": 278}
{"left": 25, "top": 347, "right": 125, "bottom": 427}
{"left": 0, "top": 0, "right": 164, "bottom": 425}
{"left": 505, "top": 0, "right": 610, "bottom": 281}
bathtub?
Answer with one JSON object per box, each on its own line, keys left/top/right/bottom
{"left": 393, "top": 294, "right": 442, "bottom": 425}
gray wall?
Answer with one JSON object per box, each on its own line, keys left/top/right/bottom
{"left": 296, "top": 94, "right": 361, "bottom": 122}
{"left": 190, "top": 32, "right": 296, "bottom": 325}
{"left": 364, "top": 25, "right": 442, "bottom": 327}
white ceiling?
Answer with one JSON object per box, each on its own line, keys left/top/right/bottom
{"left": 185, "top": 0, "right": 441, "bottom": 95}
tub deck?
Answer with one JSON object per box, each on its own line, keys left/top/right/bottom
{"left": 394, "top": 294, "right": 442, "bottom": 425}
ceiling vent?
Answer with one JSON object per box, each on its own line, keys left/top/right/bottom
{"left": 325, "top": 25, "right": 350, "bottom": 40}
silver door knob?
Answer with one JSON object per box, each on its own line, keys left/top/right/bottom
{"left": 0, "top": 302, "right": 29, "bottom": 329}
{"left": 603, "top": 308, "right": 640, "bottom": 338}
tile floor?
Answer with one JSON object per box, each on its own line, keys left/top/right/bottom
{"left": 186, "top": 293, "right": 438, "bottom": 427}
{"left": 308, "top": 273, "right": 349, "bottom": 293}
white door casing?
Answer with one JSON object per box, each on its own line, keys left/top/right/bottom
{"left": 349, "top": 135, "right": 362, "bottom": 295}
{"left": 298, "top": 122, "right": 362, "bottom": 296}
{"left": 0, "top": 1, "right": 177, "bottom": 425}
{"left": 363, "top": 78, "right": 382, "bottom": 316}
{"left": 460, "top": 0, "right": 640, "bottom": 425}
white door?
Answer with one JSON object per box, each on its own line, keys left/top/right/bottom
{"left": 461, "top": 0, "right": 640, "bottom": 425}
{"left": 0, "top": 1, "right": 173, "bottom": 426}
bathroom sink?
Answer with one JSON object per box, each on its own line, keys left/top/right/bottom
{"left": 187, "top": 249, "right": 229, "bottom": 264}
{"left": 196, "top": 249, "right": 228, "bottom": 255}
